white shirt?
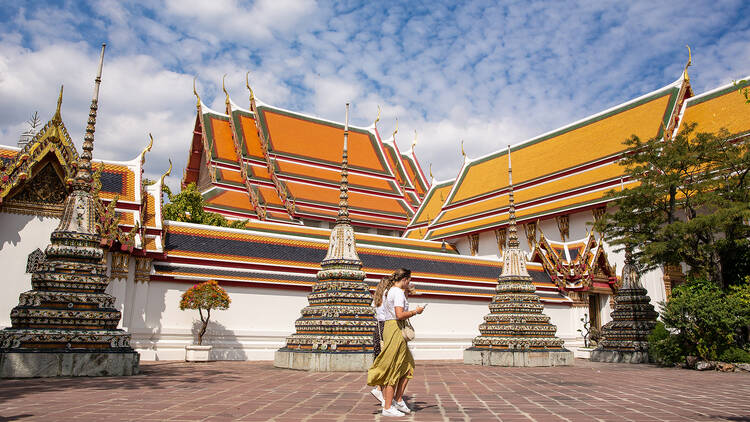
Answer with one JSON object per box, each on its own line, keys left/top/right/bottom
{"left": 374, "top": 296, "right": 386, "bottom": 322}
{"left": 382, "top": 286, "right": 409, "bottom": 321}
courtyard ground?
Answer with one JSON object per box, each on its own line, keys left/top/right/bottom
{"left": 0, "top": 359, "right": 748, "bottom": 421}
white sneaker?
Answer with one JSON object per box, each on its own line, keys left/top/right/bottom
{"left": 370, "top": 387, "right": 384, "bottom": 405}
{"left": 382, "top": 406, "right": 405, "bottom": 417}
{"left": 393, "top": 399, "right": 411, "bottom": 414}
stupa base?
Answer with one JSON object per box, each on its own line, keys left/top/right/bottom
{"left": 274, "top": 349, "right": 373, "bottom": 371}
{"left": 590, "top": 349, "right": 649, "bottom": 364}
{"left": 463, "top": 348, "right": 573, "bottom": 367}
{"left": 0, "top": 351, "right": 140, "bottom": 378}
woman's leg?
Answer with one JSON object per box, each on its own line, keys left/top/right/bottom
{"left": 383, "top": 384, "right": 395, "bottom": 409}
{"left": 394, "top": 376, "right": 410, "bottom": 402}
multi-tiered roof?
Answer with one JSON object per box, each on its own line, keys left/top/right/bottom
{"left": 184, "top": 81, "right": 429, "bottom": 232}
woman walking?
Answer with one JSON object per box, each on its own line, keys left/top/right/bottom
{"left": 367, "top": 268, "right": 425, "bottom": 417}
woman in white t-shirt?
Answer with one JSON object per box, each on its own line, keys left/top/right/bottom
{"left": 367, "top": 268, "right": 425, "bottom": 417}
{"left": 368, "top": 274, "right": 392, "bottom": 405}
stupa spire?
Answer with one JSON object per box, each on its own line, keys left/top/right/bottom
{"left": 73, "top": 43, "right": 105, "bottom": 190}
{"left": 502, "top": 145, "right": 529, "bottom": 277}
{"left": 337, "top": 103, "right": 350, "bottom": 223}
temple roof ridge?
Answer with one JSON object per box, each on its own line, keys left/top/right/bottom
{"left": 683, "top": 73, "right": 750, "bottom": 104}
{"left": 461, "top": 79, "right": 685, "bottom": 168}
{"left": 199, "top": 101, "right": 228, "bottom": 117}
{"left": 256, "top": 101, "right": 373, "bottom": 133}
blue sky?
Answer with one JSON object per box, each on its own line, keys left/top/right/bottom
{"left": 0, "top": 0, "right": 748, "bottom": 188}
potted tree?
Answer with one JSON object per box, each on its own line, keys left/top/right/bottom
{"left": 179, "top": 280, "right": 231, "bottom": 361}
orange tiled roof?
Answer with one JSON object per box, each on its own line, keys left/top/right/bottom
{"left": 677, "top": 77, "right": 750, "bottom": 138}
{"left": 423, "top": 79, "right": 684, "bottom": 240}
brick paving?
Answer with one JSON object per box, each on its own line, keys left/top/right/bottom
{"left": 0, "top": 359, "right": 749, "bottom": 421}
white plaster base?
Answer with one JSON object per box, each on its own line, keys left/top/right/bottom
{"left": 463, "top": 348, "right": 574, "bottom": 367}
{"left": 185, "top": 345, "right": 212, "bottom": 362}
{"left": 573, "top": 347, "right": 595, "bottom": 359}
{"left": 0, "top": 352, "right": 140, "bottom": 378}
{"left": 274, "top": 349, "right": 373, "bottom": 371}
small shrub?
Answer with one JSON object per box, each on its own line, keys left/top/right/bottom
{"left": 648, "top": 321, "right": 684, "bottom": 366}
{"left": 179, "top": 280, "right": 231, "bottom": 345}
{"left": 718, "top": 347, "right": 750, "bottom": 363}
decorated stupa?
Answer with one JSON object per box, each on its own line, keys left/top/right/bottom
{"left": 0, "top": 44, "right": 140, "bottom": 377}
{"left": 590, "top": 248, "right": 658, "bottom": 363}
{"left": 274, "top": 104, "right": 376, "bottom": 371}
{"left": 464, "top": 146, "right": 573, "bottom": 367}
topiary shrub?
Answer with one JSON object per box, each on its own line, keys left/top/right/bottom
{"left": 179, "top": 280, "right": 231, "bottom": 345}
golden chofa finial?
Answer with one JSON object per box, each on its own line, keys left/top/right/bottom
{"left": 429, "top": 163, "right": 433, "bottom": 180}
{"left": 684, "top": 45, "right": 692, "bottom": 82}
{"left": 412, "top": 130, "right": 418, "bottom": 150}
{"left": 392, "top": 117, "right": 398, "bottom": 140}
{"left": 245, "top": 71, "right": 255, "bottom": 104}
{"left": 53, "top": 85, "right": 64, "bottom": 121}
{"left": 374, "top": 105, "right": 381, "bottom": 127}
{"left": 461, "top": 139, "right": 466, "bottom": 158}
{"left": 193, "top": 76, "right": 201, "bottom": 109}
{"left": 222, "top": 73, "right": 230, "bottom": 106}
{"left": 159, "top": 158, "right": 172, "bottom": 186}
{"left": 140, "top": 133, "right": 154, "bottom": 165}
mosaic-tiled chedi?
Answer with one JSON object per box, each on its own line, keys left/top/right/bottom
{"left": 0, "top": 44, "right": 140, "bottom": 378}
{"left": 274, "top": 104, "right": 376, "bottom": 371}
{"left": 464, "top": 146, "right": 573, "bottom": 367}
{"left": 590, "top": 249, "right": 658, "bottom": 364}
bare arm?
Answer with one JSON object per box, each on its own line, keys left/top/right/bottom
{"left": 394, "top": 306, "right": 424, "bottom": 320}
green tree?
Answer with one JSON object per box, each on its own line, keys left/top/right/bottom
{"left": 162, "top": 182, "right": 247, "bottom": 229}
{"left": 595, "top": 124, "right": 750, "bottom": 288}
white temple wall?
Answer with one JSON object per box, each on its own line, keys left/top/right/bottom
{"left": 0, "top": 212, "right": 59, "bottom": 329}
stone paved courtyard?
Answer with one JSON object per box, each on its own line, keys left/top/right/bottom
{"left": 0, "top": 359, "right": 749, "bottom": 421}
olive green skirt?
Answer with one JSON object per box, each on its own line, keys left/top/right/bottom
{"left": 367, "top": 319, "right": 415, "bottom": 387}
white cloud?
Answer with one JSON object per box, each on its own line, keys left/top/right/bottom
{"left": 0, "top": 0, "right": 748, "bottom": 187}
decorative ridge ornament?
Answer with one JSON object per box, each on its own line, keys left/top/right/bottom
{"left": 374, "top": 105, "right": 380, "bottom": 127}
{"left": 160, "top": 158, "right": 172, "bottom": 186}
{"left": 139, "top": 133, "right": 154, "bottom": 166}
{"left": 53, "top": 85, "right": 63, "bottom": 122}
{"left": 222, "top": 74, "right": 230, "bottom": 106}
{"left": 392, "top": 117, "right": 398, "bottom": 140}
{"left": 193, "top": 76, "right": 201, "bottom": 109}
{"left": 683, "top": 45, "right": 692, "bottom": 83}
{"left": 245, "top": 71, "right": 255, "bottom": 106}
{"left": 412, "top": 130, "right": 417, "bottom": 152}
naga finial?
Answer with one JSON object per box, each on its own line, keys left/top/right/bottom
{"left": 429, "top": 163, "right": 433, "bottom": 180}
{"left": 392, "top": 117, "right": 398, "bottom": 140}
{"left": 53, "top": 85, "right": 64, "bottom": 121}
{"left": 159, "top": 158, "right": 172, "bottom": 186}
{"left": 140, "top": 133, "right": 154, "bottom": 166}
{"left": 412, "top": 130, "right": 417, "bottom": 151}
{"left": 193, "top": 76, "right": 201, "bottom": 109}
{"left": 222, "top": 73, "right": 230, "bottom": 106}
{"left": 461, "top": 139, "right": 466, "bottom": 158}
{"left": 684, "top": 45, "right": 692, "bottom": 82}
{"left": 245, "top": 71, "right": 255, "bottom": 104}
{"left": 374, "top": 105, "right": 381, "bottom": 127}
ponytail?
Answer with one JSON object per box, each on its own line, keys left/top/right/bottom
{"left": 374, "top": 268, "right": 411, "bottom": 306}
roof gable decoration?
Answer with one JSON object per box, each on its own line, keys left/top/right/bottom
{"left": 530, "top": 227, "right": 617, "bottom": 292}
{"left": 0, "top": 86, "right": 80, "bottom": 210}
{"left": 404, "top": 177, "right": 455, "bottom": 237}
{"left": 223, "top": 80, "right": 268, "bottom": 220}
